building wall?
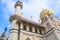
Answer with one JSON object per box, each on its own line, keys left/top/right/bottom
{"left": 9, "top": 15, "right": 60, "bottom": 40}
{"left": 46, "top": 32, "right": 57, "bottom": 40}
{"left": 20, "top": 30, "right": 44, "bottom": 40}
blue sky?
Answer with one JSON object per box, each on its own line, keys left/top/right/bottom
{"left": 0, "top": 0, "right": 60, "bottom": 36}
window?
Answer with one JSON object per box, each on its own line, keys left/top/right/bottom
{"left": 26, "top": 37, "right": 30, "bottom": 40}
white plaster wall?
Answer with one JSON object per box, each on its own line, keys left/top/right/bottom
{"left": 20, "top": 30, "right": 44, "bottom": 40}
{"left": 8, "top": 20, "right": 19, "bottom": 40}
{"left": 8, "top": 33, "right": 18, "bottom": 40}
{"left": 23, "top": 34, "right": 33, "bottom": 40}
{"left": 15, "top": 6, "right": 22, "bottom": 16}
{"left": 35, "top": 36, "right": 43, "bottom": 40}
{"left": 47, "top": 33, "right": 58, "bottom": 40}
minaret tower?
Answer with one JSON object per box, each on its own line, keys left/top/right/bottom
{"left": 8, "top": 0, "right": 23, "bottom": 40}
{"left": 40, "top": 9, "right": 60, "bottom": 40}
{"left": 14, "top": 0, "right": 23, "bottom": 16}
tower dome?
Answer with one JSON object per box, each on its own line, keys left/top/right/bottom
{"left": 15, "top": 0, "right": 23, "bottom": 9}
{"left": 14, "top": 0, "right": 23, "bottom": 16}
{"left": 40, "top": 9, "right": 54, "bottom": 20}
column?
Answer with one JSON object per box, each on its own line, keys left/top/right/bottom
{"left": 20, "top": 32, "right": 23, "bottom": 40}
{"left": 20, "top": 22, "right": 23, "bottom": 30}
{"left": 42, "top": 30, "right": 45, "bottom": 34}
{"left": 15, "top": 6, "right": 22, "bottom": 16}
{"left": 44, "top": 23, "right": 48, "bottom": 32}
{"left": 8, "top": 20, "right": 18, "bottom": 40}
{"left": 32, "top": 26, "right": 35, "bottom": 32}
{"left": 26, "top": 25, "right": 29, "bottom": 31}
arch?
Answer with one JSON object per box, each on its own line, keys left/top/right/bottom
{"left": 26, "top": 37, "right": 30, "bottom": 40}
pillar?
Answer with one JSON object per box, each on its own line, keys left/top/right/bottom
{"left": 26, "top": 25, "right": 29, "bottom": 31}
{"left": 8, "top": 20, "right": 18, "bottom": 40}
{"left": 20, "top": 22, "right": 23, "bottom": 30}
{"left": 32, "top": 26, "right": 35, "bottom": 32}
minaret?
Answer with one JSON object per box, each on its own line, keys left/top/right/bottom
{"left": 8, "top": 0, "right": 23, "bottom": 40}
{"left": 40, "top": 9, "right": 60, "bottom": 40}
{"left": 14, "top": 0, "right": 23, "bottom": 16}
{"left": 0, "top": 28, "right": 7, "bottom": 40}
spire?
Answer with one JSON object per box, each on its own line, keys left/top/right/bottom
{"left": 14, "top": 0, "right": 23, "bottom": 16}
{"left": 1, "top": 27, "right": 7, "bottom": 37}
{"left": 5, "top": 27, "right": 7, "bottom": 32}
{"left": 0, "top": 27, "right": 7, "bottom": 40}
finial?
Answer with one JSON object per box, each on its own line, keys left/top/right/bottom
{"left": 31, "top": 16, "right": 32, "bottom": 19}
{"left": 5, "top": 27, "right": 7, "bottom": 32}
{"left": 42, "top": 8, "right": 44, "bottom": 9}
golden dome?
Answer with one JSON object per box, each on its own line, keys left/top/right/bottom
{"left": 40, "top": 9, "right": 54, "bottom": 19}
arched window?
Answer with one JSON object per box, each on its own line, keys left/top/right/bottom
{"left": 26, "top": 37, "right": 30, "bottom": 40}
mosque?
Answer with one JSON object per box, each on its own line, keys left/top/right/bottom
{"left": 0, "top": 0, "right": 60, "bottom": 40}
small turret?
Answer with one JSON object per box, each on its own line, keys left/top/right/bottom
{"left": 0, "top": 27, "right": 7, "bottom": 40}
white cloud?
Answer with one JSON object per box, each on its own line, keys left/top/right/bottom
{"left": 1, "top": 0, "right": 50, "bottom": 21}
{"left": 22, "top": 0, "right": 49, "bottom": 21}
{"left": 1, "top": 0, "right": 16, "bottom": 20}
{"left": 1, "top": 0, "right": 15, "bottom": 13}
{"left": 54, "top": 0, "right": 60, "bottom": 11}
{"left": 1, "top": 0, "right": 60, "bottom": 21}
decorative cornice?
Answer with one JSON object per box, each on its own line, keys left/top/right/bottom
{"left": 9, "top": 15, "right": 45, "bottom": 28}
